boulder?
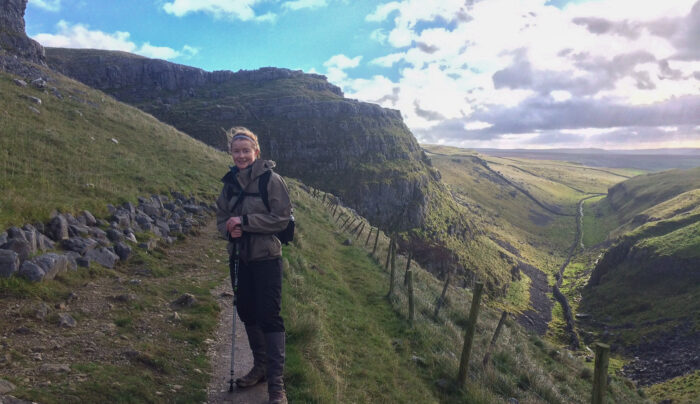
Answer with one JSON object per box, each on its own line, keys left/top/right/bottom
{"left": 111, "top": 210, "right": 131, "bottom": 228}
{"left": 80, "top": 210, "right": 97, "bottom": 226}
{"left": 0, "top": 250, "right": 20, "bottom": 278}
{"left": 33, "top": 253, "right": 69, "bottom": 280}
{"left": 0, "top": 231, "right": 7, "bottom": 245}
{"left": 6, "top": 226, "right": 27, "bottom": 241}
{"left": 88, "top": 227, "right": 107, "bottom": 240}
{"left": 48, "top": 214, "right": 69, "bottom": 241}
{"left": 0, "top": 378, "right": 16, "bottom": 394}
{"left": 106, "top": 228, "right": 123, "bottom": 243}
{"left": 113, "top": 242, "right": 132, "bottom": 261}
{"left": 65, "top": 252, "right": 79, "bottom": 270}
{"left": 68, "top": 224, "right": 90, "bottom": 237}
{"left": 62, "top": 237, "right": 98, "bottom": 254}
{"left": 18, "top": 261, "right": 46, "bottom": 282}
{"left": 0, "top": 239, "right": 31, "bottom": 262}
{"left": 36, "top": 233, "right": 55, "bottom": 251}
{"left": 84, "top": 247, "right": 119, "bottom": 268}
{"left": 57, "top": 313, "right": 76, "bottom": 328}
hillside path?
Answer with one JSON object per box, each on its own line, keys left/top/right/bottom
{"left": 207, "top": 261, "right": 268, "bottom": 404}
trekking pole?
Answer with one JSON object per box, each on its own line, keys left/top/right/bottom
{"left": 228, "top": 241, "right": 240, "bottom": 393}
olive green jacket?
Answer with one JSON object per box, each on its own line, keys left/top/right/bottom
{"left": 215, "top": 159, "right": 292, "bottom": 262}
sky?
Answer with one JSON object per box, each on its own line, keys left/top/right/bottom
{"left": 25, "top": 0, "right": 700, "bottom": 150}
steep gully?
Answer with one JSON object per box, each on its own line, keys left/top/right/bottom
{"left": 425, "top": 150, "right": 603, "bottom": 343}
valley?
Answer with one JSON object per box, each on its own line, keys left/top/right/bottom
{"left": 1, "top": 1, "right": 698, "bottom": 402}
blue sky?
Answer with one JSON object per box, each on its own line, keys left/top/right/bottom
{"left": 26, "top": 0, "right": 700, "bottom": 149}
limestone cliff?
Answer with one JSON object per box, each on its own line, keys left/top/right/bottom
{"left": 46, "top": 47, "right": 436, "bottom": 231}
{"left": 0, "top": 0, "right": 45, "bottom": 65}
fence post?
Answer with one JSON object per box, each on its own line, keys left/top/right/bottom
{"left": 335, "top": 212, "right": 345, "bottom": 224}
{"left": 385, "top": 236, "right": 394, "bottom": 270}
{"left": 365, "top": 227, "right": 373, "bottom": 247}
{"left": 403, "top": 251, "right": 413, "bottom": 286}
{"left": 387, "top": 239, "right": 397, "bottom": 297}
{"left": 342, "top": 217, "right": 356, "bottom": 232}
{"left": 482, "top": 311, "right": 508, "bottom": 367}
{"left": 592, "top": 342, "right": 610, "bottom": 404}
{"left": 457, "top": 282, "right": 484, "bottom": 388}
{"left": 372, "top": 229, "right": 380, "bottom": 256}
{"left": 354, "top": 222, "right": 365, "bottom": 240}
{"left": 433, "top": 275, "right": 451, "bottom": 319}
{"left": 407, "top": 269, "right": 414, "bottom": 325}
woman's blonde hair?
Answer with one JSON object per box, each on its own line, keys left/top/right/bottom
{"left": 225, "top": 126, "right": 260, "bottom": 153}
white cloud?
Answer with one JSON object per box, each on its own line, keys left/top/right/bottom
{"left": 32, "top": 21, "right": 197, "bottom": 60}
{"left": 370, "top": 52, "right": 404, "bottom": 67}
{"left": 282, "top": 0, "right": 328, "bottom": 11}
{"left": 28, "top": 0, "right": 61, "bottom": 12}
{"left": 324, "top": 54, "right": 362, "bottom": 69}
{"left": 162, "top": 0, "right": 275, "bottom": 22}
{"left": 350, "top": 0, "right": 700, "bottom": 148}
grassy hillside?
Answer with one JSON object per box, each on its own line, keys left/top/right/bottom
{"left": 280, "top": 184, "right": 646, "bottom": 403}
{"left": 0, "top": 68, "right": 231, "bottom": 228}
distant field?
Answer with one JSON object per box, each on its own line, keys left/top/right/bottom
{"left": 474, "top": 148, "right": 700, "bottom": 172}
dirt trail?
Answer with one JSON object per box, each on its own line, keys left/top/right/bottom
{"left": 206, "top": 280, "right": 268, "bottom": 404}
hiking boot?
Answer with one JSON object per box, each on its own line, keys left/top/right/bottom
{"left": 236, "top": 324, "right": 267, "bottom": 388}
{"left": 265, "top": 332, "right": 286, "bottom": 404}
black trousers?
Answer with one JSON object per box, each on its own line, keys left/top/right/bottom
{"left": 230, "top": 256, "right": 285, "bottom": 333}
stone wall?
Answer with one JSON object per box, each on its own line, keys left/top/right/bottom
{"left": 0, "top": 192, "right": 214, "bottom": 283}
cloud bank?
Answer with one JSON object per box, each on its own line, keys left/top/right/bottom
{"left": 326, "top": 0, "right": 700, "bottom": 149}
{"left": 32, "top": 21, "right": 198, "bottom": 60}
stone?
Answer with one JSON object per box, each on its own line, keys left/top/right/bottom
{"left": 171, "top": 293, "right": 197, "bottom": 307}
{"left": 58, "top": 313, "right": 76, "bottom": 328}
{"left": 13, "top": 78, "right": 27, "bottom": 87}
{"left": 33, "top": 253, "right": 69, "bottom": 280}
{"left": 36, "top": 233, "right": 55, "bottom": 251}
{"left": 0, "top": 232, "right": 7, "bottom": 245}
{"left": 0, "top": 239, "right": 31, "bottom": 262}
{"left": 111, "top": 210, "right": 131, "bottom": 228}
{"left": 76, "top": 256, "right": 90, "bottom": 267}
{"left": 28, "top": 106, "right": 40, "bottom": 114}
{"left": 6, "top": 227, "right": 27, "bottom": 241}
{"left": 106, "top": 228, "right": 123, "bottom": 242}
{"left": 80, "top": 210, "right": 97, "bottom": 226}
{"left": 84, "top": 247, "right": 119, "bottom": 269}
{"left": 114, "top": 294, "right": 137, "bottom": 303}
{"left": 342, "top": 239, "right": 352, "bottom": 246}
{"left": 35, "top": 302, "right": 49, "bottom": 320}
{"left": 0, "top": 378, "right": 16, "bottom": 394}
{"left": 27, "top": 96, "right": 41, "bottom": 105}
{"left": 68, "top": 224, "right": 90, "bottom": 237}
{"left": 140, "top": 204, "right": 160, "bottom": 218}
{"left": 125, "top": 232, "right": 138, "bottom": 243}
{"left": 113, "top": 242, "right": 132, "bottom": 261}
{"left": 0, "top": 250, "right": 20, "bottom": 278}
{"left": 40, "top": 363, "right": 71, "bottom": 372}
{"left": 88, "top": 227, "right": 107, "bottom": 240}
{"left": 62, "top": 237, "right": 98, "bottom": 254}
{"left": 31, "top": 78, "right": 47, "bottom": 89}
{"left": 18, "top": 261, "right": 46, "bottom": 282}
{"left": 48, "top": 214, "right": 69, "bottom": 241}
{"left": 65, "top": 252, "right": 79, "bottom": 270}
{"left": 183, "top": 204, "right": 202, "bottom": 214}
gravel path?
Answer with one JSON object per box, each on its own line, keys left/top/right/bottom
{"left": 207, "top": 282, "right": 268, "bottom": 404}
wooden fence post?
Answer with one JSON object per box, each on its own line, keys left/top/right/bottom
{"left": 365, "top": 227, "right": 373, "bottom": 247}
{"left": 342, "top": 217, "right": 356, "bottom": 232}
{"left": 372, "top": 229, "right": 380, "bottom": 256}
{"left": 457, "top": 282, "right": 484, "bottom": 388}
{"left": 385, "top": 236, "right": 394, "bottom": 270}
{"left": 354, "top": 222, "right": 365, "bottom": 240}
{"left": 335, "top": 212, "right": 344, "bottom": 224}
{"left": 332, "top": 203, "right": 339, "bottom": 217}
{"left": 482, "top": 311, "right": 508, "bottom": 367}
{"left": 403, "top": 251, "right": 413, "bottom": 286}
{"left": 407, "top": 269, "right": 414, "bottom": 325}
{"left": 387, "top": 239, "right": 397, "bottom": 297}
{"left": 592, "top": 342, "right": 610, "bottom": 404}
{"left": 433, "top": 275, "right": 451, "bottom": 319}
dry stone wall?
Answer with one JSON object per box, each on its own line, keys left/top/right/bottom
{"left": 0, "top": 192, "right": 215, "bottom": 283}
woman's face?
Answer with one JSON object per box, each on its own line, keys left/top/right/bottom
{"left": 231, "top": 138, "right": 259, "bottom": 169}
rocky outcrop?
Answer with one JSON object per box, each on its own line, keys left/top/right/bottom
{"left": 45, "top": 47, "right": 434, "bottom": 231}
{"left": 0, "top": 192, "right": 214, "bottom": 283}
{"left": 0, "top": 0, "right": 45, "bottom": 64}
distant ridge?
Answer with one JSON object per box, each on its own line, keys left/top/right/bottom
{"left": 473, "top": 147, "right": 700, "bottom": 171}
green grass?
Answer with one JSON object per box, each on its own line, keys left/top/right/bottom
{"left": 0, "top": 69, "right": 230, "bottom": 228}
{"left": 280, "top": 183, "right": 645, "bottom": 403}
{"left": 645, "top": 370, "right": 700, "bottom": 404}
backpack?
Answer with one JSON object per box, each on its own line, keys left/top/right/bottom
{"left": 224, "top": 170, "right": 295, "bottom": 245}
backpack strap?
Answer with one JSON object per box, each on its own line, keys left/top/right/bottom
{"left": 258, "top": 170, "right": 272, "bottom": 212}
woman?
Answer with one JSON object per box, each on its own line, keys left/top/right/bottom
{"left": 216, "top": 126, "right": 292, "bottom": 404}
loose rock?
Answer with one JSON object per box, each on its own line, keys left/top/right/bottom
{"left": 58, "top": 313, "right": 77, "bottom": 328}
{"left": 18, "top": 261, "right": 45, "bottom": 282}
{"left": 0, "top": 250, "right": 20, "bottom": 278}
{"left": 171, "top": 293, "right": 197, "bottom": 307}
